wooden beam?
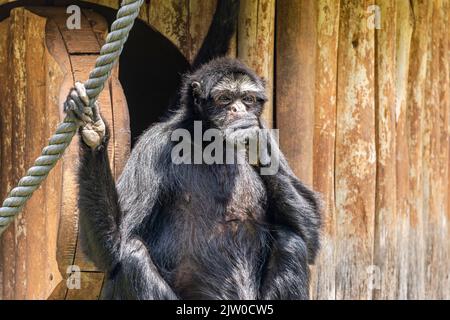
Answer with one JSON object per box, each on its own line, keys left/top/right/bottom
{"left": 334, "top": 0, "right": 376, "bottom": 300}
{"left": 310, "top": 0, "right": 340, "bottom": 300}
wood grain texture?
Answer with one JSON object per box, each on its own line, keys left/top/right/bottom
{"left": 394, "top": 0, "right": 413, "bottom": 300}
{"left": 372, "top": 0, "right": 398, "bottom": 300}
{"left": 9, "top": 8, "right": 28, "bottom": 299}
{"left": 310, "top": 0, "right": 340, "bottom": 300}
{"left": 423, "top": 0, "right": 441, "bottom": 300}
{"left": 439, "top": 0, "right": 450, "bottom": 300}
{"left": 0, "top": 17, "right": 12, "bottom": 300}
{"left": 148, "top": 0, "right": 190, "bottom": 59}
{"left": 276, "top": 0, "right": 317, "bottom": 184}
{"left": 405, "top": 0, "right": 432, "bottom": 300}
{"left": 334, "top": 0, "right": 376, "bottom": 300}
{"left": 238, "top": 0, "right": 275, "bottom": 127}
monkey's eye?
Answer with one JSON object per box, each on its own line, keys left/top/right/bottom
{"left": 242, "top": 95, "right": 256, "bottom": 105}
{"left": 215, "top": 94, "right": 232, "bottom": 106}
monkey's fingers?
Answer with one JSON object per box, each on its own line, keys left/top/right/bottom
{"left": 74, "top": 82, "right": 90, "bottom": 107}
{"left": 81, "top": 119, "right": 106, "bottom": 149}
{"left": 91, "top": 101, "right": 102, "bottom": 122}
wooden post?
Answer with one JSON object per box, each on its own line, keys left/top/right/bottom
{"left": 373, "top": 0, "right": 398, "bottom": 300}
{"left": 440, "top": 0, "right": 450, "bottom": 300}
{"left": 238, "top": 0, "right": 275, "bottom": 127}
{"left": 334, "top": 0, "right": 376, "bottom": 300}
{"left": 405, "top": 0, "right": 432, "bottom": 300}
{"left": 394, "top": 0, "right": 413, "bottom": 299}
{"left": 0, "top": 17, "right": 12, "bottom": 300}
{"left": 276, "top": 0, "right": 317, "bottom": 184}
{"left": 423, "top": 0, "right": 442, "bottom": 299}
{"left": 310, "top": 0, "right": 340, "bottom": 300}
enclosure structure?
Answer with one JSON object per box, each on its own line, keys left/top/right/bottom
{"left": 0, "top": 0, "right": 449, "bottom": 300}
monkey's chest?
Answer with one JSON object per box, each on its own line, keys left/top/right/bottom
{"left": 173, "top": 163, "right": 267, "bottom": 228}
{"left": 153, "top": 164, "right": 269, "bottom": 298}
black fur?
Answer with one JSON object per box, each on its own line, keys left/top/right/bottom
{"left": 191, "top": 0, "right": 240, "bottom": 69}
{"left": 77, "top": 0, "right": 321, "bottom": 300}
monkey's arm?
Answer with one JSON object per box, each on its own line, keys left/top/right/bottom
{"left": 261, "top": 144, "right": 322, "bottom": 263}
{"left": 78, "top": 126, "right": 177, "bottom": 300}
{"left": 257, "top": 130, "right": 322, "bottom": 299}
{"left": 67, "top": 85, "right": 177, "bottom": 299}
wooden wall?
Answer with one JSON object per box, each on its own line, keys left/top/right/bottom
{"left": 0, "top": 0, "right": 449, "bottom": 300}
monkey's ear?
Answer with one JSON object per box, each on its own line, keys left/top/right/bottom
{"left": 191, "top": 81, "right": 203, "bottom": 107}
{"left": 191, "top": 81, "right": 202, "bottom": 96}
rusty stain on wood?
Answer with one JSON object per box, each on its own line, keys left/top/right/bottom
{"left": 310, "top": 0, "right": 340, "bottom": 301}
{"left": 372, "top": 0, "right": 398, "bottom": 300}
{"left": 334, "top": 0, "right": 376, "bottom": 300}
{"left": 238, "top": 0, "right": 275, "bottom": 127}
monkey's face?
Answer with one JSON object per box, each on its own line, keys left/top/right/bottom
{"left": 193, "top": 72, "right": 267, "bottom": 132}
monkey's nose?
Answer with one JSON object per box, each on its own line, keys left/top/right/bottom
{"left": 230, "top": 102, "right": 246, "bottom": 115}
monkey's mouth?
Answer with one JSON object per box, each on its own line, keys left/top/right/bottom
{"left": 227, "top": 119, "right": 259, "bottom": 131}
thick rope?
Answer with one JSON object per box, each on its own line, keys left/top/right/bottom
{"left": 0, "top": 0, "right": 144, "bottom": 235}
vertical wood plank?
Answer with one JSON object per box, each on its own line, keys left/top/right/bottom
{"left": 0, "top": 17, "right": 12, "bottom": 300}
{"left": 373, "top": 0, "right": 398, "bottom": 300}
{"left": 437, "top": 0, "right": 449, "bottom": 300}
{"left": 188, "top": 0, "right": 217, "bottom": 62}
{"left": 423, "top": 0, "right": 441, "bottom": 299}
{"left": 22, "top": 10, "right": 48, "bottom": 299}
{"left": 276, "top": 0, "right": 317, "bottom": 184}
{"left": 238, "top": 0, "right": 275, "bottom": 127}
{"left": 334, "top": 0, "right": 376, "bottom": 300}
{"left": 405, "top": 0, "right": 432, "bottom": 300}
{"left": 148, "top": 0, "right": 190, "bottom": 59}
{"left": 43, "top": 40, "right": 66, "bottom": 298}
{"left": 394, "top": 0, "right": 414, "bottom": 299}
{"left": 310, "top": 0, "right": 340, "bottom": 300}
{"left": 9, "top": 8, "right": 28, "bottom": 299}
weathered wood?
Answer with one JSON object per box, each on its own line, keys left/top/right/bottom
{"left": 310, "top": 0, "right": 340, "bottom": 300}
{"left": 148, "top": 0, "right": 190, "bottom": 60}
{"left": 9, "top": 8, "right": 28, "bottom": 299}
{"left": 0, "top": 17, "right": 12, "bottom": 300}
{"left": 276, "top": 0, "right": 317, "bottom": 184}
{"left": 0, "top": 6, "right": 130, "bottom": 300}
{"left": 43, "top": 29, "right": 66, "bottom": 298}
{"left": 405, "top": 0, "right": 432, "bottom": 300}
{"left": 238, "top": 0, "right": 275, "bottom": 127}
{"left": 372, "top": 0, "right": 398, "bottom": 300}
{"left": 394, "top": 0, "right": 414, "bottom": 299}
{"left": 22, "top": 9, "right": 48, "bottom": 299}
{"left": 440, "top": 0, "right": 450, "bottom": 300}
{"left": 334, "top": 0, "right": 376, "bottom": 300}
{"left": 423, "top": 0, "right": 442, "bottom": 300}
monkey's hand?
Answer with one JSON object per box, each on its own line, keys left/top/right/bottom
{"left": 224, "top": 126, "right": 273, "bottom": 167}
{"left": 64, "top": 82, "right": 106, "bottom": 149}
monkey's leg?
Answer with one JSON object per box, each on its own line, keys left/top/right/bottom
{"left": 118, "top": 238, "right": 178, "bottom": 300}
{"left": 260, "top": 228, "right": 309, "bottom": 300}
